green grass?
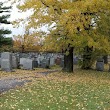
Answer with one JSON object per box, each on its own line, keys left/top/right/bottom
{"left": 0, "top": 69, "right": 110, "bottom": 110}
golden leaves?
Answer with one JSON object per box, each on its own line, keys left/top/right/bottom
{"left": 12, "top": 0, "right": 110, "bottom": 53}
{"left": 13, "top": 31, "right": 41, "bottom": 52}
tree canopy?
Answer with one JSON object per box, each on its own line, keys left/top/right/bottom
{"left": 15, "top": 0, "right": 110, "bottom": 53}
{"left": 13, "top": 0, "right": 110, "bottom": 71}
{"left": 13, "top": 30, "right": 42, "bottom": 52}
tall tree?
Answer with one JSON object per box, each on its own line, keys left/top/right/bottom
{"left": 13, "top": 30, "right": 41, "bottom": 52}
{"left": 0, "top": 2, "right": 12, "bottom": 50}
{"left": 15, "top": 0, "right": 110, "bottom": 72}
{"left": 95, "top": 6, "right": 110, "bottom": 65}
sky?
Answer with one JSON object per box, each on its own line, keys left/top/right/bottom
{"left": 0, "top": 0, "right": 49, "bottom": 38}
{"left": 0, "top": 0, "right": 32, "bottom": 37}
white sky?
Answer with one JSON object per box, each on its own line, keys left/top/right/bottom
{"left": 0, "top": 0, "right": 33, "bottom": 37}
{"left": 0, "top": 0, "right": 49, "bottom": 38}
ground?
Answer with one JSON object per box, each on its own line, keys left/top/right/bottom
{"left": 0, "top": 67, "right": 110, "bottom": 110}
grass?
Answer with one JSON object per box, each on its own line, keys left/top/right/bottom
{"left": 0, "top": 68, "right": 110, "bottom": 110}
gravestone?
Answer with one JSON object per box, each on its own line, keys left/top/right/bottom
{"left": 16, "top": 54, "right": 20, "bottom": 67}
{"left": 33, "top": 57, "right": 38, "bottom": 68}
{"left": 20, "top": 58, "right": 26, "bottom": 67}
{"left": 37, "top": 56, "right": 41, "bottom": 67}
{"left": 1, "top": 52, "right": 12, "bottom": 71}
{"left": 96, "top": 58, "right": 104, "bottom": 71}
{"left": 37, "top": 55, "right": 45, "bottom": 67}
{"left": 41, "top": 59, "right": 50, "bottom": 68}
{"left": 12, "top": 55, "right": 19, "bottom": 69}
{"left": 23, "top": 59, "right": 34, "bottom": 70}
{"left": 40, "top": 55, "right": 44, "bottom": 61}
{"left": 33, "top": 60, "right": 38, "bottom": 68}
{"left": 73, "top": 57, "right": 79, "bottom": 65}
{"left": 60, "top": 59, "right": 64, "bottom": 67}
{"left": 55, "top": 57, "right": 61, "bottom": 65}
{"left": 50, "top": 57, "right": 55, "bottom": 66}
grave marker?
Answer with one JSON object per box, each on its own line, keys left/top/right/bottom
{"left": 96, "top": 58, "right": 104, "bottom": 71}
{"left": 1, "top": 52, "right": 12, "bottom": 71}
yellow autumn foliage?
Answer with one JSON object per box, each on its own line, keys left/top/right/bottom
{"left": 12, "top": 0, "right": 110, "bottom": 54}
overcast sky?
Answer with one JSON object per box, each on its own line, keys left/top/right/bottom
{"left": 0, "top": 0, "right": 49, "bottom": 38}
{"left": 0, "top": 0, "right": 32, "bottom": 37}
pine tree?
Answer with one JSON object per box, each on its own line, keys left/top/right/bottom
{"left": 0, "top": 2, "right": 12, "bottom": 50}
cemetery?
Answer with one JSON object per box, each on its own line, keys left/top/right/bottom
{"left": 0, "top": 0, "right": 110, "bottom": 110}
{"left": 0, "top": 52, "right": 64, "bottom": 71}
{"left": 0, "top": 51, "right": 110, "bottom": 110}
{"left": 1, "top": 52, "right": 110, "bottom": 72}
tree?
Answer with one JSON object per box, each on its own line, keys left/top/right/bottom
{"left": 97, "top": 7, "right": 110, "bottom": 64}
{"left": 13, "top": 30, "right": 41, "bottom": 52}
{"left": 14, "top": 0, "right": 110, "bottom": 72}
{"left": 0, "top": 2, "right": 12, "bottom": 50}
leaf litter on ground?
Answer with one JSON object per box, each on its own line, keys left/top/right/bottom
{"left": 0, "top": 68, "right": 110, "bottom": 110}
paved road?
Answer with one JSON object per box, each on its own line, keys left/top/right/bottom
{"left": 0, "top": 78, "right": 31, "bottom": 93}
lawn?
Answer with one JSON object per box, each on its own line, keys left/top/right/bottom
{"left": 0, "top": 68, "right": 110, "bottom": 110}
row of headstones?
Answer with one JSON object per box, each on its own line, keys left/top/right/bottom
{"left": 20, "top": 53, "right": 64, "bottom": 68}
{"left": 73, "top": 56, "right": 110, "bottom": 71}
{"left": 96, "top": 57, "right": 110, "bottom": 71}
{"left": 0, "top": 52, "right": 106, "bottom": 72}
{"left": 16, "top": 52, "right": 63, "bottom": 59}
{"left": 0, "top": 52, "right": 64, "bottom": 72}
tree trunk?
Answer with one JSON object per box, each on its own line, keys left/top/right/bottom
{"left": 63, "top": 47, "right": 74, "bottom": 72}
{"left": 81, "top": 46, "right": 93, "bottom": 69}
{"left": 21, "top": 45, "right": 24, "bottom": 53}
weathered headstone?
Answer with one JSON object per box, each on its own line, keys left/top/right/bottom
{"left": 33, "top": 61, "right": 38, "bottom": 68}
{"left": 1, "top": 52, "right": 12, "bottom": 71}
{"left": 34, "top": 56, "right": 39, "bottom": 68}
{"left": 41, "top": 59, "right": 50, "bottom": 68}
{"left": 37, "top": 55, "right": 45, "bottom": 67}
{"left": 50, "top": 57, "right": 55, "bottom": 66}
{"left": 20, "top": 58, "right": 26, "bottom": 67}
{"left": 73, "top": 57, "right": 79, "bottom": 65}
{"left": 55, "top": 57, "right": 61, "bottom": 65}
{"left": 23, "top": 59, "right": 34, "bottom": 70}
{"left": 96, "top": 58, "right": 104, "bottom": 71}
{"left": 37, "top": 56, "right": 41, "bottom": 67}
{"left": 60, "top": 59, "right": 64, "bottom": 67}
{"left": 40, "top": 55, "right": 44, "bottom": 61}
{"left": 16, "top": 54, "right": 20, "bottom": 67}
{"left": 12, "top": 55, "right": 19, "bottom": 69}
